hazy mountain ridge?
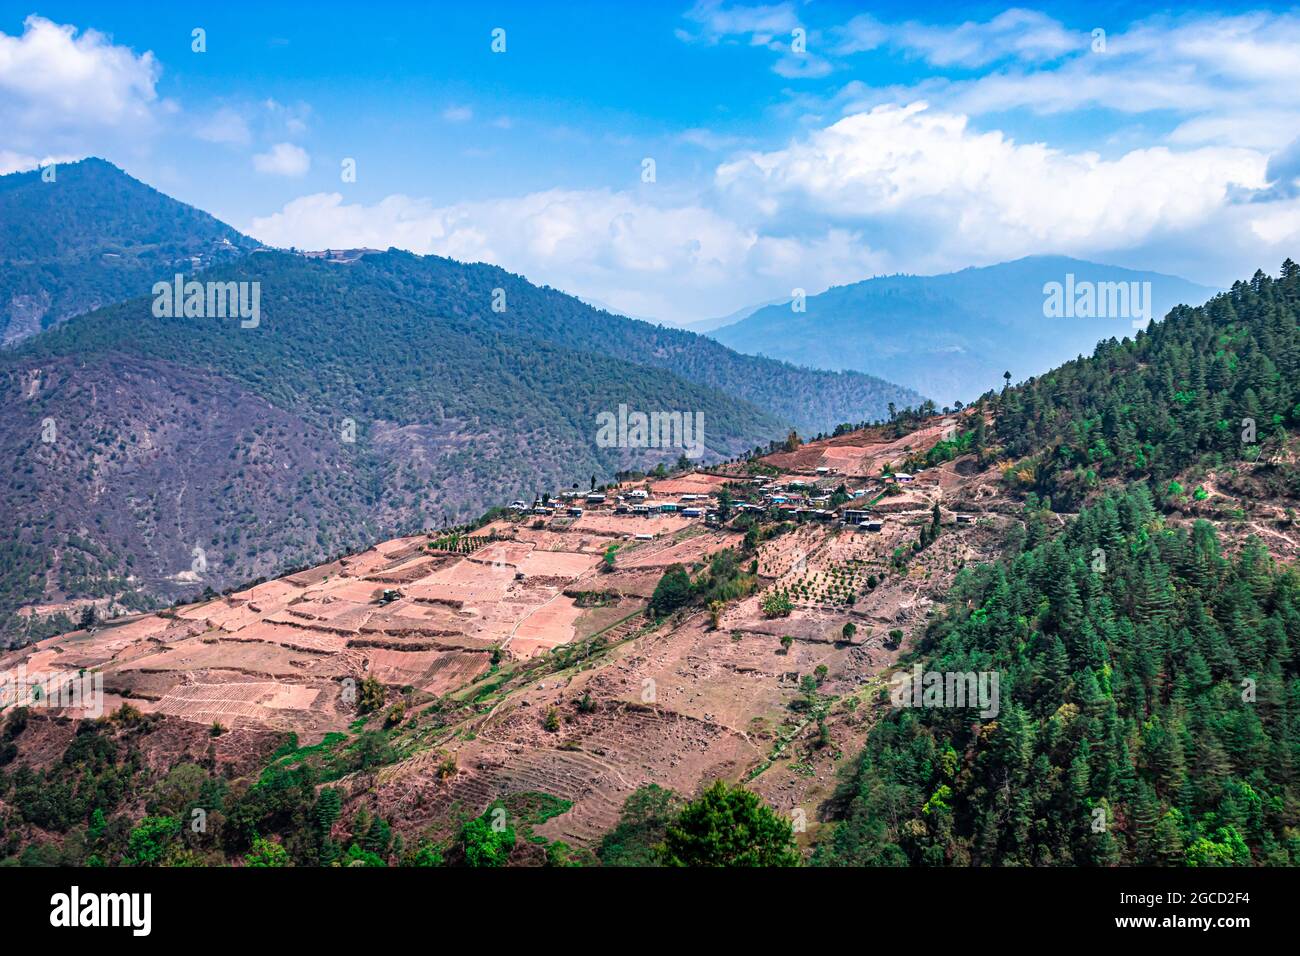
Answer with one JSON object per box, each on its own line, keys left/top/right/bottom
{"left": 711, "top": 256, "right": 1220, "bottom": 405}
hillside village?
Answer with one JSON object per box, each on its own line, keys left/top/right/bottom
{"left": 0, "top": 413, "right": 1015, "bottom": 851}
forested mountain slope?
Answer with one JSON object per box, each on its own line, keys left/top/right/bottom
{"left": 0, "top": 159, "right": 259, "bottom": 344}
{"left": 997, "top": 262, "right": 1300, "bottom": 509}
{"left": 819, "top": 487, "right": 1300, "bottom": 865}
{"left": 353, "top": 249, "right": 925, "bottom": 436}
{"left": 817, "top": 261, "right": 1300, "bottom": 867}
{"left": 0, "top": 252, "right": 783, "bottom": 638}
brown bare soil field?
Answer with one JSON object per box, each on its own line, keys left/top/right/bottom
{"left": 420, "top": 651, "right": 491, "bottom": 695}
{"left": 152, "top": 681, "right": 321, "bottom": 729}
{"left": 508, "top": 596, "right": 583, "bottom": 658}
{"left": 647, "top": 474, "right": 731, "bottom": 495}
{"left": 571, "top": 513, "right": 690, "bottom": 536}
{"left": 615, "top": 530, "right": 742, "bottom": 570}
{"left": 364, "top": 648, "right": 447, "bottom": 686}
{"left": 515, "top": 550, "right": 599, "bottom": 578}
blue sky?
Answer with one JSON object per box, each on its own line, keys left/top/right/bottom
{"left": 3, "top": 1, "right": 1299, "bottom": 323}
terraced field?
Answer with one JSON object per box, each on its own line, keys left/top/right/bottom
{"left": 1, "top": 420, "right": 1021, "bottom": 850}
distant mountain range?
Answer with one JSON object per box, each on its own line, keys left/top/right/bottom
{"left": 685, "top": 298, "right": 789, "bottom": 334}
{"left": 0, "top": 159, "right": 923, "bottom": 632}
{"left": 709, "top": 256, "right": 1220, "bottom": 404}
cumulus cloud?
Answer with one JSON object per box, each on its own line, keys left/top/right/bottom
{"left": 239, "top": 95, "right": 1284, "bottom": 321}
{"left": 247, "top": 96, "right": 1290, "bottom": 319}
{"left": 252, "top": 142, "right": 310, "bottom": 177}
{"left": 0, "top": 15, "right": 162, "bottom": 152}
{"left": 715, "top": 102, "right": 1264, "bottom": 265}
{"left": 247, "top": 188, "right": 883, "bottom": 323}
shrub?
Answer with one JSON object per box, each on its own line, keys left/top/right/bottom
{"left": 658, "top": 781, "right": 800, "bottom": 867}
{"left": 762, "top": 590, "right": 793, "bottom": 618}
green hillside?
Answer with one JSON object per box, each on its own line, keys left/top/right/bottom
{"left": 0, "top": 158, "right": 259, "bottom": 344}
{"left": 817, "top": 262, "right": 1300, "bottom": 867}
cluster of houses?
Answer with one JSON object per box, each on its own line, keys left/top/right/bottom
{"left": 740, "top": 473, "right": 867, "bottom": 524}
{"left": 504, "top": 465, "right": 972, "bottom": 536}
{"left": 507, "top": 486, "right": 718, "bottom": 522}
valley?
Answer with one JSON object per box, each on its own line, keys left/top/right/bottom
{"left": 7, "top": 360, "right": 1293, "bottom": 865}
{"left": 0, "top": 161, "right": 925, "bottom": 643}
{"left": 0, "top": 415, "right": 1013, "bottom": 854}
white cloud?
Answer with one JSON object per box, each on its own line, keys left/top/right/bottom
{"left": 0, "top": 15, "right": 161, "bottom": 151}
{"left": 442, "top": 105, "right": 473, "bottom": 123}
{"left": 262, "top": 98, "right": 312, "bottom": 137}
{"left": 0, "top": 150, "right": 80, "bottom": 175}
{"left": 1248, "top": 202, "right": 1300, "bottom": 245}
{"left": 827, "top": 11, "right": 1300, "bottom": 153}
{"left": 252, "top": 142, "right": 310, "bottom": 177}
{"left": 678, "top": 128, "right": 747, "bottom": 151}
{"left": 680, "top": 0, "right": 800, "bottom": 46}
{"left": 877, "top": 9, "right": 1082, "bottom": 67}
{"left": 772, "top": 49, "right": 833, "bottom": 79}
{"left": 832, "top": 15, "right": 888, "bottom": 56}
{"left": 680, "top": 2, "right": 830, "bottom": 78}
{"left": 195, "top": 107, "right": 251, "bottom": 145}
{"left": 715, "top": 102, "right": 1265, "bottom": 269}
{"left": 247, "top": 95, "right": 1295, "bottom": 320}
{"left": 247, "top": 188, "right": 882, "bottom": 323}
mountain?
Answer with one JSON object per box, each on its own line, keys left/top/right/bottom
{"left": 710, "top": 256, "right": 1219, "bottom": 405}
{"left": 0, "top": 158, "right": 260, "bottom": 345}
{"left": 0, "top": 250, "right": 787, "bottom": 634}
{"left": 686, "top": 297, "right": 788, "bottom": 334}
{"left": 353, "top": 250, "right": 924, "bottom": 436}
{"left": 0, "top": 160, "right": 923, "bottom": 637}
{"left": 0, "top": 264, "right": 1295, "bottom": 870}
{"left": 818, "top": 261, "right": 1300, "bottom": 867}
{"left": 0, "top": 159, "right": 922, "bottom": 437}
